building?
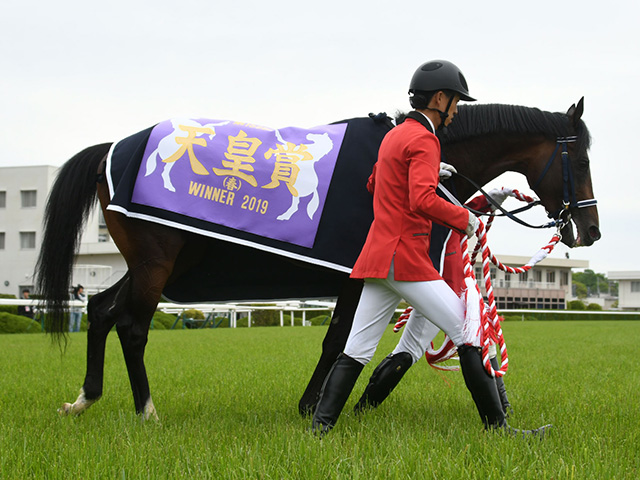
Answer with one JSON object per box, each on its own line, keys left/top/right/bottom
{"left": 0, "top": 165, "right": 125, "bottom": 296}
{"left": 607, "top": 271, "right": 640, "bottom": 311}
{"left": 0, "top": 166, "right": 58, "bottom": 295}
{"left": 1, "top": 164, "right": 589, "bottom": 306}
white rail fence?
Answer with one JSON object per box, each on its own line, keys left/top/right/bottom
{"left": 2, "top": 299, "right": 637, "bottom": 331}
{"left": 0, "top": 298, "right": 339, "bottom": 329}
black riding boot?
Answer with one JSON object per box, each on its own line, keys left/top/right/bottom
{"left": 353, "top": 352, "right": 413, "bottom": 413}
{"left": 458, "top": 345, "right": 551, "bottom": 437}
{"left": 311, "top": 353, "right": 364, "bottom": 436}
{"left": 490, "top": 355, "right": 512, "bottom": 416}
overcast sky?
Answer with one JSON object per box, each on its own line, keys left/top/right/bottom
{"left": 2, "top": 0, "right": 638, "bottom": 275}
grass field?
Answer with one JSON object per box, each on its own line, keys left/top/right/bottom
{"left": 1, "top": 321, "right": 638, "bottom": 479}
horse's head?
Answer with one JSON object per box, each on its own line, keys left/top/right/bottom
{"left": 528, "top": 98, "right": 601, "bottom": 247}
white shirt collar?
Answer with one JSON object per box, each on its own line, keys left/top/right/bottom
{"left": 417, "top": 111, "right": 436, "bottom": 133}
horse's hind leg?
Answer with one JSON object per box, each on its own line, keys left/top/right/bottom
{"left": 277, "top": 196, "right": 300, "bottom": 220}
{"left": 115, "top": 301, "right": 158, "bottom": 419}
{"left": 115, "top": 252, "right": 183, "bottom": 420}
{"left": 59, "top": 277, "right": 127, "bottom": 416}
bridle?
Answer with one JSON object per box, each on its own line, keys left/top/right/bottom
{"left": 531, "top": 136, "right": 598, "bottom": 223}
{"left": 444, "top": 135, "right": 597, "bottom": 231}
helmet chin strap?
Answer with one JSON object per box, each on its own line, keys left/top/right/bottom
{"left": 426, "top": 94, "right": 455, "bottom": 134}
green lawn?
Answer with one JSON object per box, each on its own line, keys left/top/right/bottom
{"left": 1, "top": 321, "right": 638, "bottom": 479}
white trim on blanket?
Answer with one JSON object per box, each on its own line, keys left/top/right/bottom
{"left": 105, "top": 203, "right": 353, "bottom": 274}
{"left": 105, "top": 135, "right": 351, "bottom": 274}
{"left": 105, "top": 141, "right": 118, "bottom": 199}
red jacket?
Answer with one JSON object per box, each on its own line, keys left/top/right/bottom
{"left": 350, "top": 117, "right": 469, "bottom": 281}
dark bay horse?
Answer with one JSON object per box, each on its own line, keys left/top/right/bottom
{"left": 36, "top": 99, "right": 600, "bottom": 419}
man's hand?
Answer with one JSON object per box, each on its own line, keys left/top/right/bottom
{"left": 439, "top": 162, "right": 457, "bottom": 181}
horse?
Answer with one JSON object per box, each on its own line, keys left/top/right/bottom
{"left": 35, "top": 98, "right": 600, "bottom": 420}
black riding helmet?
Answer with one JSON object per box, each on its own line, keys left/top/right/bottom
{"left": 409, "top": 60, "right": 475, "bottom": 102}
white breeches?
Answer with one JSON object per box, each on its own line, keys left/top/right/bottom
{"left": 344, "top": 261, "right": 465, "bottom": 365}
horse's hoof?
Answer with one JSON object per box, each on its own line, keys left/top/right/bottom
{"left": 142, "top": 398, "right": 160, "bottom": 422}
{"left": 58, "top": 403, "right": 73, "bottom": 416}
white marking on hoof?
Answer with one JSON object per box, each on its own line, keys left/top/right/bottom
{"left": 58, "top": 388, "right": 98, "bottom": 417}
{"left": 58, "top": 403, "right": 74, "bottom": 416}
{"left": 143, "top": 397, "right": 160, "bottom": 422}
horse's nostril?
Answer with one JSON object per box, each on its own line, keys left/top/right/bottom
{"left": 589, "top": 226, "right": 601, "bottom": 241}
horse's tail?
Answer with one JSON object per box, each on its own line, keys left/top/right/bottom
{"left": 35, "top": 143, "right": 113, "bottom": 342}
{"left": 144, "top": 147, "right": 158, "bottom": 176}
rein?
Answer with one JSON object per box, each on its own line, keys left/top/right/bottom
{"left": 448, "top": 172, "right": 556, "bottom": 229}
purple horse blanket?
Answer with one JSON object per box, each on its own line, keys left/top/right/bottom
{"left": 105, "top": 114, "right": 391, "bottom": 302}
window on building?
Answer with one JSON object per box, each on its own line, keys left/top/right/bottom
{"left": 0, "top": 191, "right": 6, "bottom": 208}
{"left": 521, "top": 271, "right": 528, "bottom": 283}
{"left": 534, "top": 270, "right": 542, "bottom": 283}
{"left": 21, "top": 190, "right": 37, "bottom": 208}
{"left": 0, "top": 232, "right": 5, "bottom": 249}
{"left": 505, "top": 273, "right": 511, "bottom": 288}
{"left": 560, "top": 271, "right": 569, "bottom": 286}
{"left": 20, "top": 231, "right": 36, "bottom": 249}
{"left": 475, "top": 266, "right": 482, "bottom": 280}
{"left": 547, "top": 271, "right": 556, "bottom": 284}
{"left": 631, "top": 281, "right": 640, "bottom": 293}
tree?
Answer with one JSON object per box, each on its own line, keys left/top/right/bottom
{"left": 573, "top": 270, "right": 617, "bottom": 296}
{"left": 573, "top": 281, "right": 588, "bottom": 299}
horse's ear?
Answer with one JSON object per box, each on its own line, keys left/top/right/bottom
{"left": 567, "top": 97, "right": 585, "bottom": 127}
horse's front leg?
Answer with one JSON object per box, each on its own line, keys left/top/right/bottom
{"left": 59, "top": 277, "right": 127, "bottom": 416}
{"left": 298, "top": 277, "right": 363, "bottom": 416}
{"left": 161, "top": 162, "right": 176, "bottom": 192}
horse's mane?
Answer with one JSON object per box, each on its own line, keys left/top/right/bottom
{"left": 395, "top": 103, "right": 591, "bottom": 152}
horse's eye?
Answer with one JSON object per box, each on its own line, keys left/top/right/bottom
{"left": 577, "top": 158, "right": 590, "bottom": 170}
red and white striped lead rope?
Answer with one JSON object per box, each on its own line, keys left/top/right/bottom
{"left": 394, "top": 188, "right": 562, "bottom": 376}
{"left": 472, "top": 218, "right": 562, "bottom": 377}
{"left": 466, "top": 219, "right": 507, "bottom": 377}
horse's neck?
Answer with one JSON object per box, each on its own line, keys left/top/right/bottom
{"left": 444, "top": 134, "right": 543, "bottom": 201}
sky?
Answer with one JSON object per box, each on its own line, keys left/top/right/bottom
{"left": 2, "top": 0, "right": 638, "bottom": 275}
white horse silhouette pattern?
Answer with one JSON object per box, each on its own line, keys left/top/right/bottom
{"left": 144, "top": 119, "right": 335, "bottom": 223}
{"left": 270, "top": 131, "right": 334, "bottom": 221}
{"left": 144, "top": 118, "right": 230, "bottom": 192}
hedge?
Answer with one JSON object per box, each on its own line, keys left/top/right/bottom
{"left": 0, "top": 312, "right": 42, "bottom": 334}
{"left": 501, "top": 311, "right": 639, "bottom": 321}
{"left": 0, "top": 294, "right": 18, "bottom": 315}
{"left": 2, "top": 308, "right": 637, "bottom": 334}
{"left": 152, "top": 311, "right": 179, "bottom": 329}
